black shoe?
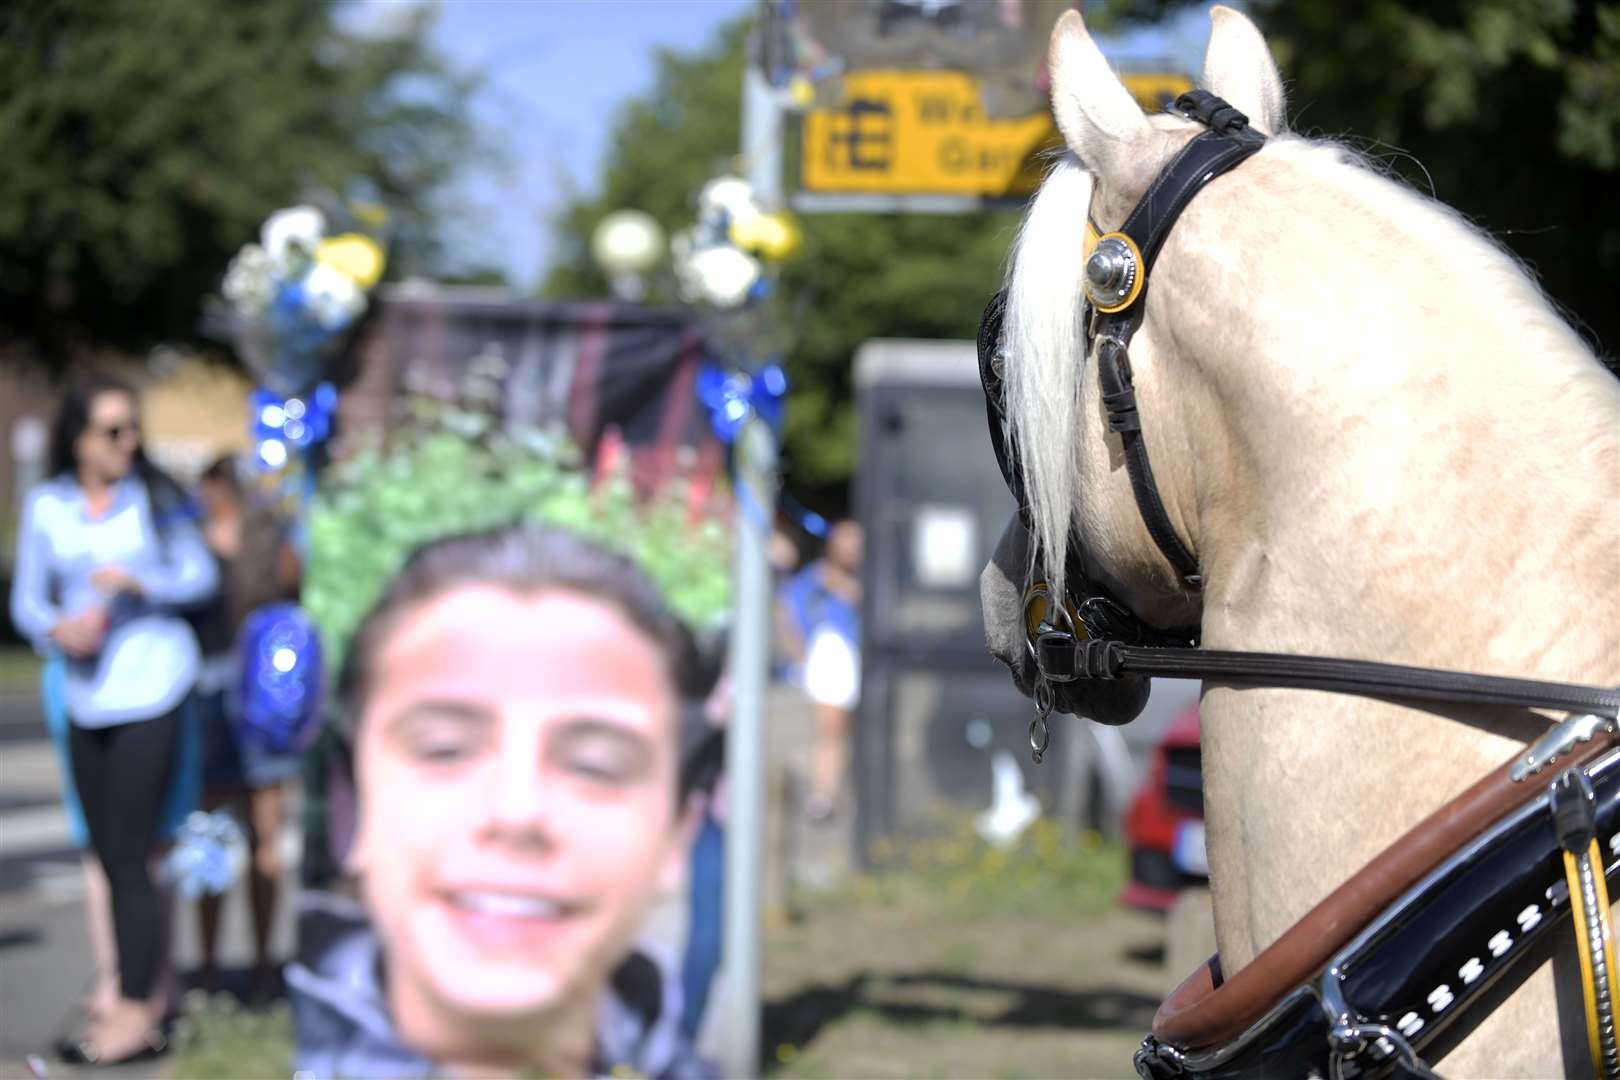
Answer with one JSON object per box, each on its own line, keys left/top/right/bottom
{"left": 57, "top": 1027, "right": 168, "bottom": 1067}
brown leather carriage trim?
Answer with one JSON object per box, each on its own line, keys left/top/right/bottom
{"left": 1153, "top": 732, "right": 1618, "bottom": 1049}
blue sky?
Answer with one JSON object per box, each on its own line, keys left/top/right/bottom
{"left": 341, "top": 0, "right": 754, "bottom": 288}
{"left": 341, "top": 1, "right": 1221, "bottom": 290}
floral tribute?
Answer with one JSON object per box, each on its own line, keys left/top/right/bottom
{"left": 219, "top": 201, "right": 388, "bottom": 470}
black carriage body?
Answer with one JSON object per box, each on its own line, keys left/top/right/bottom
{"left": 1136, "top": 749, "right": 1620, "bottom": 1079}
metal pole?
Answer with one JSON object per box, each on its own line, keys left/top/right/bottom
{"left": 718, "top": 42, "right": 782, "bottom": 1080}
{"left": 721, "top": 416, "right": 776, "bottom": 1077}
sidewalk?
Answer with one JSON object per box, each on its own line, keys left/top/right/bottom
{"left": 0, "top": 691, "right": 299, "bottom": 1079}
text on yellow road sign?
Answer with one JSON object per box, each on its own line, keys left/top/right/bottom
{"left": 800, "top": 70, "right": 1192, "bottom": 197}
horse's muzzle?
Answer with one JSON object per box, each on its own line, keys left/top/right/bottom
{"left": 980, "top": 515, "right": 1151, "bottom": 725}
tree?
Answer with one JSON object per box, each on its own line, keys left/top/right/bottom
{"left": 1257, "top": 0, "right": 1620, "bottom": 360}
{"left": 0, "top": 0, "right": 478, "bottom": 368}
{"left": 540, "top": 19, "right": 1022, "bottom": 505}
{"left": 544, "top": 2, "right": 1619, "bottom": 501}
{"left": 1125, "top": 0, "right": 1619, "bottom": 359}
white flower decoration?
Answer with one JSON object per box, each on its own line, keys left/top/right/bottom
{"left": 222, "top": 243, "right": 275, "bottom": 317}
{"left": 261, "top": 205, "right": 326, "bottom": 275}
{"left": 677, "top": 245, "right": 761, "bottom": 309}
{"left": 303, "top": 262, "right": 366, "bottom": 329}
{"left": 698, "top": 176, "right": 762, "bottom": 235}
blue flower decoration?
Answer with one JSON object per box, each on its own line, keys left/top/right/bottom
{"left": 162, "top": 810, "right": 246, "bottom": 899}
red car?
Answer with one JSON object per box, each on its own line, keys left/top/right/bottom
{"left": 1120, "top": 703, "right": 1208, "bottom": 913}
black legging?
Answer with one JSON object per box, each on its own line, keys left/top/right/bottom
{"left": 70, "top": 710, "right": 179, "bottom": 1001}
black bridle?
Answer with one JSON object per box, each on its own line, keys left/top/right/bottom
{"left": 978, "top": 90, "right": 1619, "bottom": 732}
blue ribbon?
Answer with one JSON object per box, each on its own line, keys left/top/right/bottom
{"left": 696, "top": 362, "right": 787, "bottom": 444}
{"left": 695, "top": 361, "right": 827, "bottom": 538}
{"left": 779, "top": 491, "right": 829, "bottom": 538}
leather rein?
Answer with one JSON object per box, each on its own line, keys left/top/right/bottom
{"left": 977, "top": 89, "right": 1620, "bottom": 737}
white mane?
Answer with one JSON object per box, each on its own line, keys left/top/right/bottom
{"left": 1001, "top": 153, "right": 1094, "bottom": 586}
{"left": 1000, "top": 135, "right": 1604, "bottom": 598}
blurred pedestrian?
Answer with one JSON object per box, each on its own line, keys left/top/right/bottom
{"left": 286, "top": 522, "right": 716, "bottom": 1078}
{"left": 10, "top": 375, "right": 218, "bottom": 1065}
{"left": 777, "top": 519, "right": 862, "bottom": 822}
{"left": 190, "top": 456, "right": 302, "bottom": 999}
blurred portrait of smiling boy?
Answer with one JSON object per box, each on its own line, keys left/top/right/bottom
{"left": 287, "top": 523, "right": 716, "bottom": 1079}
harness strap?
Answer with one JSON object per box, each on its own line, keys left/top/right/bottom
{"left": 1097, "top": 333, "right": 1202, "bottom": 586}
{"left": 1032, "top": 635, "right": 1620, "bottom": 718}
{"left": 1117, "top": 126, "right": 1266, "bottom": 272}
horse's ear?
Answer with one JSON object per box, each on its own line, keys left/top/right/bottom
{"left": 1049, "top": 8, "right": 1151, "bottom": 180}
{"left": 1202, "top": 5, "right": 1286, "bottom": 136}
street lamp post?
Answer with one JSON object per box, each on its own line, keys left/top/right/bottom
{"left": 716, "top": 54, "right": 783, "bottom": 1080}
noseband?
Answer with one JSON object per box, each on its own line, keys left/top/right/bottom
{"left": 978, "top": 90, "right": 1618, "bottom": 745}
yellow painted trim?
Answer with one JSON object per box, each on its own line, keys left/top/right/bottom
{"left": 1565, "top": 847, "right": 1605, "bottom": 1071}
{"left": 1092, "top": 231, "right": 1146, "bottom": 314}
{"left": 1083, "top": 219, "right": 1102, "bottom": 259}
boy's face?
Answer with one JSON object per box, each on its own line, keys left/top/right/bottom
{"left": 353, "top": 586, "right": 684, "bottom": 1024}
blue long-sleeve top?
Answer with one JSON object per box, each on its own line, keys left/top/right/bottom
{"left": 10, "top": 474, "right": 219, "bottom": 726}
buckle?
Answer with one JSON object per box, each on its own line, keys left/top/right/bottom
{"left": 1022, "top": 582, "right": 1085, "bottom": 661}
{"left": 1035, "top": 631, "right": 1080, "bottom": 683}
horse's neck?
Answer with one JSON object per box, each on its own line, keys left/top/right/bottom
{"left": 1166, "top": 157, "right": 1620, "bottom": 682}
{"left": 1163, "top": 152, "right": 1620, "bottom": 980}
{"left": 1197, "top": 354, "right": 1619, "bottom": 680}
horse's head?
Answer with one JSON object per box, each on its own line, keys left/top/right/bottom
{"left": 980, "top": 6, "right": 1286, "bottom": 719}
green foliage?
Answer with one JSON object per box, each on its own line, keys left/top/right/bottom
{"left": 540, "top": 17, "right": 1021, "bottom": 498}
{"left": 848, "top": 816, "right": 1127, "bottom": 919}
{"left": 0, "top": 0, "right": 478, "bottom": 364}
{"left": 1253, "top": 0, "right": 1619, "bottom": 357}
{"left": 545, "top": 3, "right": 1619, "bottom": 505}
{"left": 302, "top": 396, "right": 731, "bottom": 686}
{"left": 773, "top": 209, "right": 1021, "bottom": 488}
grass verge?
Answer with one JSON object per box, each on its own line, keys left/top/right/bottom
{"left": 763, "top": 815, "right": 1161, "bottom": 1079}
{"left": 166, "top": 993, "right": 292, "bottom": 1080}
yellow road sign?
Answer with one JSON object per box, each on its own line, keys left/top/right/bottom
{"left": 800, "top": 70, "right": 1192, "bottom": 198}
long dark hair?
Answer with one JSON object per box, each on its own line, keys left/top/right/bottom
{"left": 338, "top": 521, "right": 721, "bottom": 802}
{"left": 47, "top": 374, "right": 193, "bottom": 536}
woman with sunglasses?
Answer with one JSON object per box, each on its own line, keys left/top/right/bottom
{"left": 10, "top": 374, "right": 218, "bottom": 1066}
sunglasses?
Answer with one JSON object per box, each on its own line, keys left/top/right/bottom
{"left": 91, "top": 421, "right": 140, "bottom": 443}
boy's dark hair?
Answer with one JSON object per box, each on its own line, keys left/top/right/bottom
{"left": 338, "top": 521, "right": 722, "bottom": 806}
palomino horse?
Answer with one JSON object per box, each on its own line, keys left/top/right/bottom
{"left": 979, "top": 6, "right": 1619, "bottom": 1075}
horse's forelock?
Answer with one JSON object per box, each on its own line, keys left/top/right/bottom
{"left": 1003, "top": 154, "right": 1093, "bottom": 597}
